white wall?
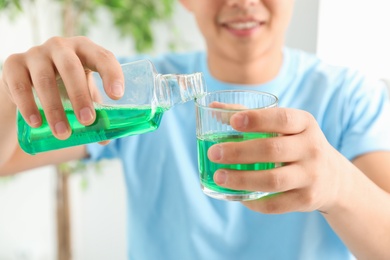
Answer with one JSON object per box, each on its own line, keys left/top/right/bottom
{"left": 286, "top": 0, "right": 320, "bottom": 54}
{"left": 317, "top": 0, "right": 390, "bottom": 79}
{"left": 0, "top": 0, "right": 61, "bottom": 63}
{"left": 0, "top": 167, "right": 56, "bottom": 260}
{"left": 69, "top": 160, "right": 127, "bottom": 260}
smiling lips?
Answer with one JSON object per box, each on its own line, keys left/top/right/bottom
{"left": 226, "top": 21, "right": 259, "bottom": 30}
{"left": 222, "top": 20, "right": 264, "bottom": 37}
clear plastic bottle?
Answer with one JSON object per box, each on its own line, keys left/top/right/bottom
{"left": 17, "top": 59, "right": 207, "bottom": 154}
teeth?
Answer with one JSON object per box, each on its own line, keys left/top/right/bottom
{"left": 227, "top": 21, "right": 258, "bottom": 30}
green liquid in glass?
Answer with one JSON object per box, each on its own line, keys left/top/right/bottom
{"left": 17, "top": 104, "right": 165, "bottom": 154}
{"left": 197, "top": 132, "right": 276, "bottom": 195}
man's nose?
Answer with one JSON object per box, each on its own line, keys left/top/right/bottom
{"left": 227, "top": 0, "right": 259, "bottom": 8}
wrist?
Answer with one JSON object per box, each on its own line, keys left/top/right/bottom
{"left": 319, "top": 157, "right": 357, "bottom": 214}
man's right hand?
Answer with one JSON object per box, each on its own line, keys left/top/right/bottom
{"left": 1, "top": 36, "right": 124, "bottom": 140}
{"left": 0, "top": 36, "right": 123, "bottom": 175}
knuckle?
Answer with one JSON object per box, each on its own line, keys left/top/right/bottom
{"left": 232, "top": 172, "right": 246, "bottom": 188}
{"left": 2, "top": 55, "right": 23, "bottom": 83}
{"left": 310, "top": 143, "right": 323, "bottom": 159}
{"left": 277, "top": 109, "right": 293, "bottom": 127}
{"left": 96, "top": 48, "right": 115, "bottom": 61}
{"left": 26, "top": 46, "right": 41, "bottom": 56}
{"left": 304, "top": 111, "right": 316, "bottom": 126}
{"left": 229, "top": 146, "right": 242, "bottom": 162}
{"left": 74, "top": 36, "right": 95, "bottom": 51}
{"left": 45, "top": 36, "right": 66, "bottom": 47}
{"left": 60, "top": 56, "right": 81, "bottom": 72}
{"left": 12, "top": 81, "right": 30, "bottom": 95}
{"left": 265, "top": 138, "right": 282, "bottom": 157}
{"left": 300, "top": 191, "right": 316, "bottom": 207}
{"left": 74, "top": 35, "right": 90, "bottom": 42}
{"left": 3, "top": 53, "right": 23, "bottom": 68}
{"left": 307, "top": 136, "right": 325, "bottom": 159}
{"left": 45, "top": 105, "right": 65, "bottom": 118}
{"left": 3, "top": 54, "right": 26, "bottom": 77}
{"left": 223, "top": 142, "right": 241, "bottom": 163}
{"left": 36, "top": 74, "right": 56, "bottom": 89}
{"left": 70, "top": 92, "right": 91, "bottom": 104}
{"left": 16, "top": 96, "right": 38, "bottom": 115}
{"left": 262, "top": 200, "right": 279, "bottom": 214}
{"left": 267, "top": 171, "right": 284, "bottom": 190}
{"left": 43, "top": 37, "right": 76, "bottom": 54}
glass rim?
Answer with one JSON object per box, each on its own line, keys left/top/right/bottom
{"left": 194, "top": 90, "right": 278, "bottom": 111}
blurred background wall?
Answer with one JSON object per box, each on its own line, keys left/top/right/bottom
{"left": 1, "top": 0, "right": 389, "bottom": 259}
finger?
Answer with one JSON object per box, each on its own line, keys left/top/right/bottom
{"left": 209, "top": 101, "right": 247, "bottom": 124}
{"left": 242, "top": 189, "right": 318, "bottom": 214}
{"left": 26, "top": 52, "right": 71, "bottom": 140}
{"left": 2, "top": 54, "right": 41, "bottom": 127}
{"left": 214, "top": 164, "right": 308, "bottom": 193}
{"left": 230, "top": 107, "right": 314, "bottom": 135}
{"left": 51, "top": 48, "right": 96, "bottom": 126}
{"left": 208, "top": 134, "right": 304, "bottom": 164}
{"left": 87, "top": 72, "right": 103, "bottom": 103}
{"left": 72, "top": 36, "right": 124, "bottom": 100}
{"left": 209, "top": 101, "right": 247, "bottom": 110}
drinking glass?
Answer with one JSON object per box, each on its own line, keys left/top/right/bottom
{"left": 195, "top": 90, "right": 278, "bottom": 201}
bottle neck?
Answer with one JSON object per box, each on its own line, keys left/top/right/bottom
{"left": 155, "top": 73, "right": 206, "bottom": 109}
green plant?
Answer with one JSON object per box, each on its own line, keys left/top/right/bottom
{"left": 0, "top": 0, "right": 22, "bottom": 16}
{"left": 100, "top": 0, "right": 175, "bottom": 51}
{"left": 0, "top": 0, "right": 176, "bottom": 52}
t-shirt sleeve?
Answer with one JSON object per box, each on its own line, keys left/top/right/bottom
{"left": 339, "top": 78, "right": 390, "bottom": 160}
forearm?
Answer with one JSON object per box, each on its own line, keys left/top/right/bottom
{"left": 0, "top": 77, "right": 18, "bottom": 166}
{"left": 323, "top": 163, "right": 390, "bottom": 260}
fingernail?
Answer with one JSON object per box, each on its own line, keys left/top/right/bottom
{"left": 111, "top": 81, "right": 123, "bottom": 97}
{"left": 209, "top": 145, "right": 223, "bottom": 161}
{"left": 54, "top": 121, "right": 69, "bottom": 137}
{"left": 29, "top": 114, "right": 40, "bottom": 127}
{"left": 234, "top": 113, "right": 248, "bottom": 129}
{"left": 79, "top": 107, "right": 94, "bottom": 124}
{"left": 214, "top": 170, "right": 227, "bottom": 185}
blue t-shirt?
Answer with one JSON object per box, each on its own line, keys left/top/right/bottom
{"left": 86, "top": 48, "right": 390, "bottom": 260}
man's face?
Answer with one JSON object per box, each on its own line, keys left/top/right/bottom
{"left": 181, "top": 0, "right": 294, "bottom": 62}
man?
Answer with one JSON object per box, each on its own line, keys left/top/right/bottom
{"left": 1, "top": 0, "right": 390, "bottom": 259}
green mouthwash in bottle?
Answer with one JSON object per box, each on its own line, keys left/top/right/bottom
{"left": 17, "top": 60, "right": 206, "bottom": 154}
